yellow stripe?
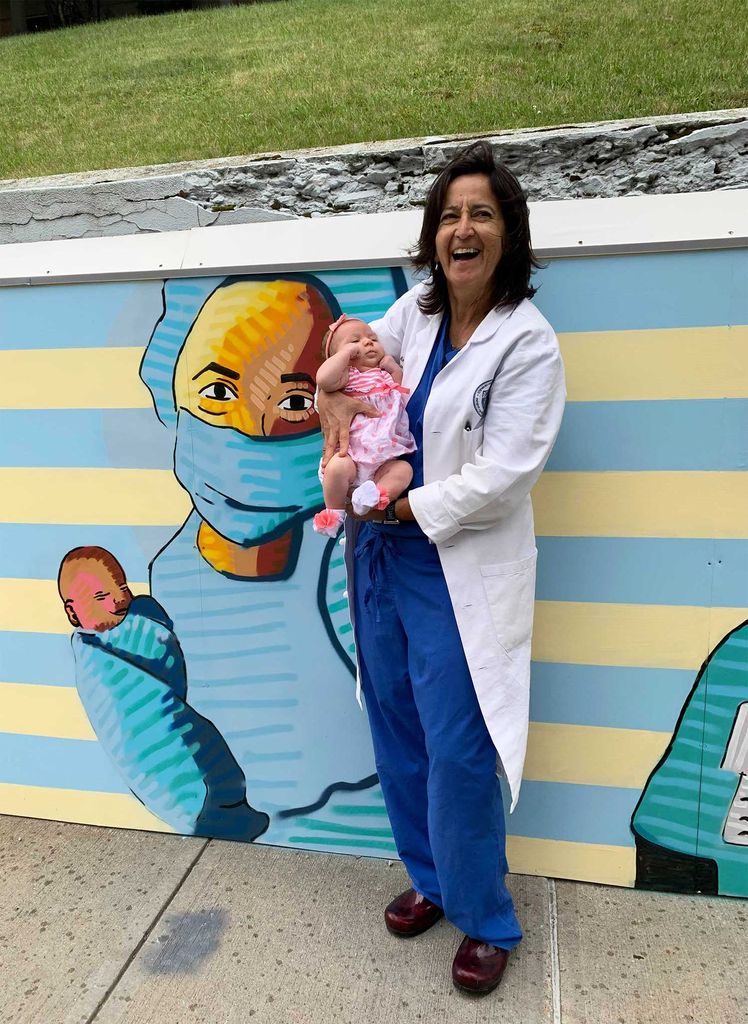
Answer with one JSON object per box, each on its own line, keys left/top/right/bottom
{"left": 507, "top": 835, "right": 636, "bottom": 887}
{"left": 0, "top": 468, "right": 190, "bottom": 526}
{"left": 4, "top": 327, "right": 746, "bottom": 410}
{"left": 0, "top": 780, "right": 634, "bottom": 885}
{"left": 0, "top": 578, "right": 149, "bottom": 634}
{"left": 525, "top": 722, "right": 668, "bottom": 788}
{"left": 560, "top": 325, "right": 748, "bottom": 401}
{"left": 0, "top": 682, "right": 95, "bottom": 740}
{"left": 0, "top": 781, "right": 173, "bottom": 832}
{"left": 0, "top": 682, "right": 668, "bottom": 790}
{"left": 1, "top": 467, "right": 746, "bottom": 539}
{"left": 533, "top": 600, "right": 742, "bottom": 670}
{"left": 2, "top": 576, "right": 743, "bottom": 672}
{"left": 0, "top": 348, "right": 151, "bottom": 410}
{"left": 533, "top": 471, "right": 748, "bottom": 539}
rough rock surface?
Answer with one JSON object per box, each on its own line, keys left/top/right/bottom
{"left": 1, "top": 109, "right": 746, "bottom": 244}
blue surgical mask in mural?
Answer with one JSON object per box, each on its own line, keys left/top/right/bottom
{"left": 174, "top": 409, "right": 324, "bottom": 545}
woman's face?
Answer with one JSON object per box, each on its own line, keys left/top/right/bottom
{"left": 173, "top": 280, "right": 328, "bottom": 438}
{"left": 435, "top": 173, "right": 505, "bottom": 302}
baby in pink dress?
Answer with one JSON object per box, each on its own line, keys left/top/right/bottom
{"left": 313, "top": 314, "right": 416, "bottom": 538}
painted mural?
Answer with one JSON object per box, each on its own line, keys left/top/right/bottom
{"left": 0, "top": 247, "right": 746, "bottom": 890}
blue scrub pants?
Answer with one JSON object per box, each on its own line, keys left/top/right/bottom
{"left": 353, "top": 525, "right": 522, "bottom": 949}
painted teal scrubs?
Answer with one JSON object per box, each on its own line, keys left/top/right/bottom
{"left": 631, "top": 618, "right": 748, "bottom": 896}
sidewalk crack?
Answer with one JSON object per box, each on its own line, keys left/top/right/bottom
{"left": 85, "top": 837, "right": 211, "bottom": 1023}
{"left": 547, "top": 877, "right": 562, "bottom": 1024}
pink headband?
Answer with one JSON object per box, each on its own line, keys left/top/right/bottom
{"left": 324, "top": 314, "right": 349, "bottom": 359}
{"left": 324, "top": 314, "right": 367, "bottom": 359}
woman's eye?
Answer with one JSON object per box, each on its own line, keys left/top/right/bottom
{"left": 199, "top": 382, "right": 237, "bottom": 402}
{"left": 278, "top": 393, "right": 314, "bottom": 412}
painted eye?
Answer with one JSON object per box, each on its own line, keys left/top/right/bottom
{"left": 199, "top": 382, "right": 237, "bottom": 402}
{"left": 278, "top": 393, "right": 314, "bottom": 412}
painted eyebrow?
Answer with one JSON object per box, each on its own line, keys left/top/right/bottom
{"left": 192, "top": 362, "right": 240, "bottom": 381}
{"left": 280, "top": 373, "right": 315, "bottom": 385}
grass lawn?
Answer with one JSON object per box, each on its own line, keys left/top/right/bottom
{"left": 2, "top": 0, "right": 746, "bottom": 180}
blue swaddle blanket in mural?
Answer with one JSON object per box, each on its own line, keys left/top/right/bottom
{"left": 72, "top": 595, "right": 269, "bottom": 840}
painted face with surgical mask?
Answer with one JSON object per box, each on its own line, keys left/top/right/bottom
{"left": 172, "top": 279, "right": 333, "bottom": 575}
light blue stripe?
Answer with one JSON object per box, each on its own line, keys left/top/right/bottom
{"left": 0, "top": 524, "right": 176, "bottom": 581}
{"left": 0, "top": 732, "right": 128, "bottom": 792}
{"left": 0, "top": 281, "right": 164, "bottom": 350}
{"left": 547, "top": 399, "right": 748, "bottom": 471}
{"left": 536, "top": 537, "right": 748, "bottom": 608}
{"left": 0, "top": 410, "right": 172, "bottom": 469}
{"left": 0, "top": 634, "right": 695, "bottom": 734}
{"left": 505, "top": 780, "right": 638, "bottom": 847}
{"left": 0, "top": 633, "right": 76, "bottom": 686}
{"left": 3, "top": 400, "right": 747, "bottom": 472}
{"left": 530, "top": 663, "right": 695, "bottom": 732}
{"left": 533, "top": 250, "right": 748, "bottom": 332}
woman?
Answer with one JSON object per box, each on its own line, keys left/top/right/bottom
{"left": 319, "top": 142, "right": 566, "bottom": 994}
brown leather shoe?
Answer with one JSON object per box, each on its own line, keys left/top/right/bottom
{"left": 384, "top": 888, "right": 444, "bottom": 937}
{"left": 452, "top": 936, "right": 510, "bottom": 994}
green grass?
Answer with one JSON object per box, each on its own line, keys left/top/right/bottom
{"left": 2, "top": 0, "right": 746, "bottom": 179}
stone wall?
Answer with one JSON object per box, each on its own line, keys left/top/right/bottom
{"left": 1, "top": 108, "right": 746, "bottom": 244}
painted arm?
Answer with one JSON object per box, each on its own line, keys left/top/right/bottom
{"left": 409, "top": 324, "right": 566, "bottom": 545}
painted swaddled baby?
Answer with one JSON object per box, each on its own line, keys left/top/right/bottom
{"left": 58, "top": 546, "right": 269, "bottom": 841}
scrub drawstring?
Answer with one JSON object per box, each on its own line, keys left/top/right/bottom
{"left": 355, "top": 529, "right": 396, "bottom": 624}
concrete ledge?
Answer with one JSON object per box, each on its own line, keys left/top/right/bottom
{"left": 0, "top": 109, "right": 746, "bottom": 245}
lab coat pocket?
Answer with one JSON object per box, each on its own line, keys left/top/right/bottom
{"left": 480, "top": 551, "right": 537, "bottom": 658}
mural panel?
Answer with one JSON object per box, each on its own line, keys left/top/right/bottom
{"left": 0, "top": 249, "right": 746, "bottom": 891}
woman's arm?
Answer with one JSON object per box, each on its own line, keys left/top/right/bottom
{"left": 317, "top": 390, "right": 379, "bottom": 467}
{"left": 408, "top": 324, "right": 566, "bottom": 545}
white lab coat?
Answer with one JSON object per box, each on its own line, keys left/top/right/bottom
{"left": 350, "top": 282, "right": 566, "bottom": 810}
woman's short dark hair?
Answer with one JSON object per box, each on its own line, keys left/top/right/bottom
{"left": 411, "top": 141, "right": 540, "bottom": 315}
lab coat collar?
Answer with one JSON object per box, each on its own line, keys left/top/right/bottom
{"left": 459, "top": 302, "right": 519, "bottom": 347}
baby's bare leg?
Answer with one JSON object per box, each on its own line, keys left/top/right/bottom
{"left": 373, "top": 459, "right": 413, "bottom": 501}
{"left": 323, "top": 453, "right": 357, "bottom": 509}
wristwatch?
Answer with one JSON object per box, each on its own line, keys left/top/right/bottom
{"left": 382, "top": 500, "right": 400, "bottom": 525}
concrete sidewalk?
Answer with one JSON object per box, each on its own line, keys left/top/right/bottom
{"left": 1, "top": 816, "right": 744, "bottom": 1024}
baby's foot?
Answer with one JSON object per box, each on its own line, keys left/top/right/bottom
{"left": 351, "top": 481, "right": 381, "bottom": 515}
{"left": 313, "top": 508, "right": 345, "bottom": 538}
{"left": 376, "top": 485, "right": 390, "bottom": 511}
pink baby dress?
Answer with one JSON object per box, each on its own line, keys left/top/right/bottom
{"left": 342, "top": 367, "right": 416, "bottom": 484}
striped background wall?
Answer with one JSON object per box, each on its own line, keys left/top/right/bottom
{"left": 0, "top": 250, "right": 746, "bottom": 886}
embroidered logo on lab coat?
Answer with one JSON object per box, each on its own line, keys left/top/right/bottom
{"left": 473, "top": 379, "right": 494, "bottom": 418}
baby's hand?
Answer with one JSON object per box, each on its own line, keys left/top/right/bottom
{"left": 347, "top": 342, "right": 364, "bottom": 363}
{"left": 379, "top": 354, "right": 400, "bottom": 376}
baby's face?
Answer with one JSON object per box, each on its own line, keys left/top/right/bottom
{"left": 62, "top": 560, "right": 133, "bottom": 632}
{"left": 332, "top": 320, "right": 385, "bottom": 368}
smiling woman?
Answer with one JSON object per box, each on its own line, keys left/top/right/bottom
{"left": 317, "top": 141, "right": 566, "bottom": 996}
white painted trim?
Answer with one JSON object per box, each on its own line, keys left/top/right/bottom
{"left": 0, "top": 190, "right": 745, "bottom": 287}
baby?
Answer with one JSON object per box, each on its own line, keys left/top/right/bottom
{"left": 313, "top": 314, "right": 416, "bottom": 537}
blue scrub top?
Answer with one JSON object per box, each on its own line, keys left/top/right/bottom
{"left": 396, "top": 314, "right": 458, "bottom": 537}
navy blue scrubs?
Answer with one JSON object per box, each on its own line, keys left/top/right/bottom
{"left": 354, "top": 318, "right": 522, "bottom": 948}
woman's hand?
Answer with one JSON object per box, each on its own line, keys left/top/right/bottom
{"left": 347, "top": 496, "right": 415, "bottom": 523}
{"left": 317, "top": 390, "right": 379, "bottom": 468}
